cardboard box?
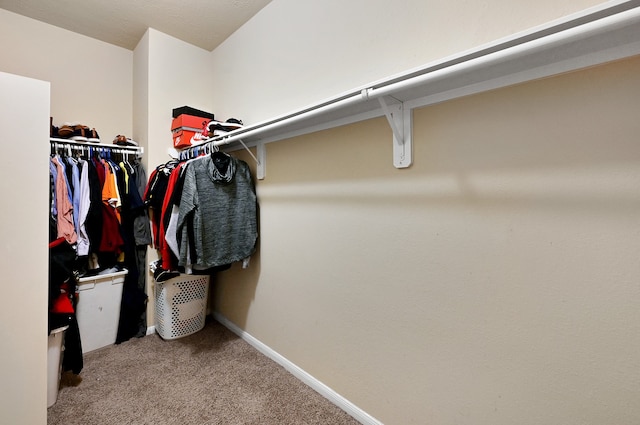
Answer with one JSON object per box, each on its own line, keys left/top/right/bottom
{"left": 171, "top": 114, "right": 212, "bottom": 132}
{"left": 173, "top": 128, "right": 208, "bottom": 149}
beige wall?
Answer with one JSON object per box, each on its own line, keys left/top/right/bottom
{"left": 210, "top": 0, "right": 604, "bottom": 124}
{"left": 1, "top": 1, "right": 639, "bottom": 424}
{"left": 0, "top": 9, "right": 133, "bottom": 141}
{"left": 0, "top": 71, "right": 50, "bottom": 425}
{"left": 215, "top": 55, "right": 640, "bottom": 424}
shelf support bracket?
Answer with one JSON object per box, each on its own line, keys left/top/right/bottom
{"left": 235, "top": 139, "right": 265, "bottom": 179}
{"left": 378, "top": 96, "right": 412, "bottom": 168}
{"left": 256, "top": 142, "right": 266, "bottom": 180}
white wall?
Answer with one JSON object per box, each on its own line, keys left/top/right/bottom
{"left": 139, "top": 28, "right": 216, "bottom": 324}
{"left": 0, "top": 8, "right": 133, "bottom": 141}
{"left": 133, "top": 30, "right": 150, "bottom": 171}
{"left": 145, "top": 28, "right": 214, "bottom": 170}
{"left": 209, "top": 0, "right": 604, "bottom": 124}
{"left": 0, "top": 71, "right": 49, "bottom": 425}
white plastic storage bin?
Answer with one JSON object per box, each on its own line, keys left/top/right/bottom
{"left": 47, "top": 325, "right": 68, "bottom": 407}
{"left": 155, "top": 274, "right": 210, "bottom": 340}
{"left": 76, "top": 270, "right": 127, "bottom": 353}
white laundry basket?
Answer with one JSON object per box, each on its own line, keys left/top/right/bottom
{"left": 76, "top": 270, "right": 127, "bottom": 353}
{"left": 47, "top": 325, "right": 68, "bottom": 408}
{"left": 155, "top": 274, "right": 210, "bottom": 340}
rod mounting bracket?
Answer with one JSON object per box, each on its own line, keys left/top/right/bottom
{"left": 256, "top": 142, "right": 266, "bottom": 180}
{"left": 378, "top": 96, "right": 412, "bottom": 168}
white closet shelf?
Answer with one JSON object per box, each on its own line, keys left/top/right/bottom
{"left": 50, "top": 137, "right": 144, "bottom": 154}
{"left": 190, "top": 1, "right": 640, "bottom": 178}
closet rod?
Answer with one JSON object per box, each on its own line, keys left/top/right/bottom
{"left": 206, "top": 93, "right": 362, "bottom": 149}
{"left": 366, "top": 2, "right": 640, "bottom": 101}
{"left": 50, "top": 137, "right": 144, "bottom": 154}
{"left": 189, "top": 1, "right": 640, "bottom": 150}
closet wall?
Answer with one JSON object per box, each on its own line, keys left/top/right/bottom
{"left": 136, "top": 28, "right": 214, "bottom": 174}
{"left": 216, "top": 56, "right": 640, "bottom": 424}
{"left": 0, "top": 71, "right": 50, "bottom": 425}
{"left": 0, "top": 9, "right": 217, "bottom": 345}
{"left": 0, "top": 9, "right": 133, "bottom": 141}
{"left": 210, "top": 1, "right": 640, "bottom": 424}
{"left": 133, "top": 28, "right": 215, "bottom": 325}
{"left": 209, "top": 0, "right": 604, "bottom": 123}
{"left": 1, "top": 1, "right": 639, "bottom": 424}
{"left": 0, "top": 10, "right": 135, "bottom": 425}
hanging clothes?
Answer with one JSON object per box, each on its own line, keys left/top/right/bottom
{"left": 144, "top": 160, "right": 179, "bottom": 250}
{"left": 75, "top": 158, "right": 91, "bottom": 256}
{"left": 115, "top": 158, "right": 150, "bottom": 343}
{"left": 64, "top": 156, "right": 81, "bottom": 235}
{"left": 177, "top": 152, "right": 258, "bottom": 270}
{"left": 158, "top": 161, "right": 187, "bottom": 271}
{"left": 51, "top": 156, "right": 77, "bottom": 244}
{"left": 164, "top": 164, "right": 188, "bottom": 265}
{"left": 49, "top": 237, "right": 83, "bottom": 375}
{"left": 49, "top": 141, "right": 151, "bottom": 345}
{"left": 98, "top": 157, "right": 124, "bottom": 261}
{"left": 83, "top": 157, "right": 104, "bottom": 263}
{"left": 145, "top": 151, "right": 258, "bottom": 276}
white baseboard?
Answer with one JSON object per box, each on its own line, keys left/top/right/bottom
{"left": 146, "top": 325, "right": 156, "bottom": 336}
{"left": 213, "top": 312, "right": 382, "bottom": 425}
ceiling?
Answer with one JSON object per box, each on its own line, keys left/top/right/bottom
{"left": 0, "top": 0, "right": 272, "bottom": 51}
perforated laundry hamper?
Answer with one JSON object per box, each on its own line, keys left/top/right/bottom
{"left": 155, "top": 274, "right": 210, "bottom": 340}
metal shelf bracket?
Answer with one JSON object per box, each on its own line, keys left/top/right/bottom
{"left": 256, "top": 142, "right": 266, "bottom": 180}
{"left": 378, "top": 96, "right": 412, "bottom": 168}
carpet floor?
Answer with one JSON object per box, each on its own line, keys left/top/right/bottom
{"left": 48, "top": 318, "right": 360, "bottom": 425}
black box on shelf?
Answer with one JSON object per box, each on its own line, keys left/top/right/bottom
{"left": 171, "top": 106, "right": 215, "bottom": 120}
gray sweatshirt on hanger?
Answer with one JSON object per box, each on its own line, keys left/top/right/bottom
{"left": 177, "top": 154, "right": 257, "bottom": 269}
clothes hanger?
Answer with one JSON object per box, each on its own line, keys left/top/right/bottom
{"left": 124, "top": 151, "right": 135, "bottom": 175}
{"left": 211, "top": 147, "right": 231, "bottom": 174}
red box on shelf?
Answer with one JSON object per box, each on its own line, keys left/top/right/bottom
{"left": 172, "top": 128, "right": 208, "bottom": 149}
{"left": 171, "top": 114, "right": 211, "bottom": 132}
